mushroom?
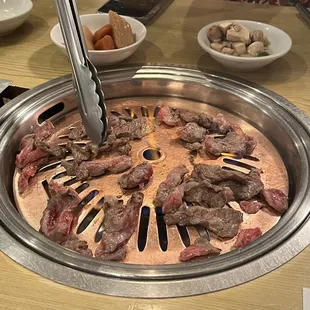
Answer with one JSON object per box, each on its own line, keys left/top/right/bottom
{"left": 232, "top": 42, "right": 246, "bottom": 55}
{"left": 221, "top": 47, "right": 236, "bottom": 55}
{"left": 226, "top": 23, "right": 250, "bottom": 44}
{"left": 207, "top": 25, "right": 222, "bottom": 43}
{"left": 219, "top": 22, "right": 232, "bottom": 35}
{"left": 210, "top": 41, "right": 232, "bottom": 52}
{"left": 252, "top": 30, "right": 264, "bottom": 43}
{"left": 247, "top": 41, "right": 265, "bottom": 56}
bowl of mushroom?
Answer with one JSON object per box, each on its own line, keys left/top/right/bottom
{"left": 197, "top": 20, "right": 292, "bottom": 71}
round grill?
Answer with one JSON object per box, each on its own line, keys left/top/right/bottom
{"left": 0, "top": 65, "right": 309, "bottom": 298}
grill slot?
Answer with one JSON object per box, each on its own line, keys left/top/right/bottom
{"left": 75, "top": 183, "right": 90, "bottom": 194}
{"left": 138, "top": 206, "right": 150, "bottom": 252}
{"left": 141, "top": 106, "right": 149, "bottom": 117}
{"left": 177, "top": 225, "right": 190, "bottom": 247}
{"left": 41, "top": 180, "right": 50, "bottom": 198}
{"left": 155, "top": 207, "right": 168, "bottom": 252}
{"left": 75, "top": 190, "right": 99, "bottom": 214}
{"left": 77, "top": 208, "right": 100, "bottom": 234}
{"left": 223, "top": 158, "right": 260, "bottom": 171}
{"left": 125, "top": 108, "right": 138, "bottom": 119}
{"left": 38, "top": 102, "right": 65, "bottom": 123}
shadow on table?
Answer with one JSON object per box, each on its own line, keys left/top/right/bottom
{"left": 0, "top": 15, "right": 49, "bottom": 47}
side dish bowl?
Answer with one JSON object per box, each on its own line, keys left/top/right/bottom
{"left": 50, "top": 13, "right": 147, "bottom": 66}
{"left": 197, "top": 20, "right": 292, "bottom": 71}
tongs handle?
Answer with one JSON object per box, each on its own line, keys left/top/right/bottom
{"left": 55, "top": 0, "right": 108, "bottom": 145}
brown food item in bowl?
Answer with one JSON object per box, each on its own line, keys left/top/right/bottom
{"left": 93, "top": 24, "right": 113, "bottom": 43}
{"left": 109, "top": 10, "right": 135, "bottom": 48}
{"left": 82, "top": 25, "right": 95, "bottom": 50}
{"left": 95, "top": 35, "right": 116, "bottom": 50}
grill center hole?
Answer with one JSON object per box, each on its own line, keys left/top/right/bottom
{"left": 142, "top": 148, "right": 162, "bottom": 161}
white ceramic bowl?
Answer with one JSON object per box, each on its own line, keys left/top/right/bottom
{"left": 50, "top": 13, "right": 147, "bottom": 66}
{"left": 0, "top": 0, "right": 33, "bottom": 36}
{"left": 197, "top": 20, "right": 292, "bottom": 71}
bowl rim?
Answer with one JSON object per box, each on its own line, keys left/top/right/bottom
{"left": 0, "top": 0, "right": 33, "bottom": 22}
{"left": 197, "top": 19, "right": 292, "bottom": 62}
{"left": 50, "top": 13, "right": 147, "bottom": 54}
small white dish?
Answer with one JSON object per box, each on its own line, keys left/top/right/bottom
{"left": 50, "top": 13, "right": 147, "bottom": 67}
{"left": 0, "top": 0, "right": 33, "bottom": 36}
{"left": 197, "top": 20, "right": 292, "bottom": 71}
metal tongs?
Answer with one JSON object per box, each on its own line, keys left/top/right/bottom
{"left": 55, "top": 0, "right": 108, "bottom": 145}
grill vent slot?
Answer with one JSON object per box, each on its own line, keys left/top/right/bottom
{"left": 138, "top": 206, "right": 150, "bottom": 252}
{"left": 75, "top": 183, "right": 90, "bottom": 194}
{"left": 75, "top": 190, "right": 99, "bottom": 214}
{"left": 77, "top": 208, "right": 100, "bottom": 234}
{"left": 41, "top": 180, "right": 50, "bottom": 198}
{"left": 177, "top": 225, "right": 190, "bottom": 247}
{"left": 38, "top": 102, "right": 65, "bottom": 123}
{"left": 223, "top": 158, "right": 259, "bottom": 172}
{"left": 125, "top": 108, "right": 138, "bottom": 119}
{"left": 155, "top": 207, "right": 168, "bottom": 252}
{"left": 141, "top": 106, "right": 149, "bottom": 117}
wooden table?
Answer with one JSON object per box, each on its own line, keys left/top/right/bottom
{"left": 1, "top": 0, "right": 309, "bottom": 309}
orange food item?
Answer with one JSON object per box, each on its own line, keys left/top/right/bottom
{"left": 94, "top": 35, "right": 116, "bottom": 50}
{"left": 82, "top": 25, "right": 95, "bottom": 50}
{"left": 109, "top": 10, "right": 134, "bottom": 49}
{"left": 93, "top": 24, "right": 113, "bottom": 43}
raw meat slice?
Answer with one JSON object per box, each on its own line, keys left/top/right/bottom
{"left": 234, "top": 228, "right": 262, "bottom": 248}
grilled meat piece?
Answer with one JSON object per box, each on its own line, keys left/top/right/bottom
{"left": 66, "top": 141, "right": 90, "bottom": 163}
{"left": 177, "top": 122, "right": 207, "bottom": 143}
{"left": 157, "top": 106, "right": 181, "bottom": 126}
{"left": 162, "top": 184, "right": 186, "bottom": 214}
{"left": 179, "top": 237, "right": 221, "bottom": 262}
{"left": 62, "top": 156, "right": 132, "bottom": 181}
{"left": 118, "top": 162, "right": 153, "bottom": 190}
{"left": 239, "top": 199, "right": 266, "bottom": 214}
{"left": 164, "top": 205, "right": 243, "bottom": 239}
{"left": 191, "top": 164, "right": 264, "bottom": 201}
{"left": 179, "top": 110, "right": 200, "bottom": 123}
{"left": 68, "top": 124, "right": 87, "bottom": 140}
{"left": 16, "top": 135, "right": 48, "bottom": 169}
{"left": 98, "top": 134, "right": 132, "bottom": 155}
{"left": 184, "top": 142, "right": 202, "bottom": 151}
{"left": 234, "top": 227, "right": 262, "bottom": 248}
{"left": 111, "top": 117, "right": 155, "bottom": 140}
{"left": 36, "top": 141, "right": 67, "bottom": 159}
{"left": 210, "top": 113, "right": 231, "bottom": 134}
{"left": 261, "top": 188, "right": 288, "bottom": 214}
{"left": 33, "top": 120, "right": 55, "bottom": 140}
{"left": 18, "top": 157, "right": 49, "bottom": 194}
{"left": 154, "top": 165, "right": 189, "bottom": 207}
{"left": 40, "top": 181, "right": 81, "bottom": 243}
{"left": 184, "top": 179, "right": 235, "bottom": 208}
{"left": 203, "top": 125, "right": 256, "bottom": 157}
{"left": 95, "top": 192, "right": 144, "bottom": 261}
{"left": 60, "top": 236, "right": 93, "bottom": 256}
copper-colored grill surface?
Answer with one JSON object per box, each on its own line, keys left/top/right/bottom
{"left": 13, "top": 97, "right": 288, "bottom": 264}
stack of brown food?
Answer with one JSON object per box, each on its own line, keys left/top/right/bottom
{"left": 82, "top": 10, "right": 135, "bottom": 51}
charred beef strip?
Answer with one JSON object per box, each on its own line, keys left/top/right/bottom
{"left": 16, "top": 121, "right": 55, "bottom": 193}
{"left": 191, "top": 164, "right": 264, "bottom": 201}
{"left": 39, "top": 181, "right": 92, "bottom": 255}
{"left": 209, "top": 113, "right": 232, "bottom": 134}
{"left": 177, "top": 122, "right": 207, "bottom": 143}
{"left": 164, "top": 205, "right": 243, "bottom": 239}
{"left": 16, "top": 135, "right": 48, "bottom": 169}
{"left": 33, "top": 120, "right": 55, "bottom": 140}
{"left": 62, "top": 156, "right": 132, "bottom": 181}
{"left": 162, "top": 184, "right": 186, "bottom": 214}
{"left": 68, "top": 124, "right": 87, "bottom": 140}
{"left": 179, "top": 237, "right": 221, "bottom": 262}
{"left": 157, "top": 106, "right": 182, "bottom": 126}
{"left": 111, "top": 117, "right": 155, "bottom": 139}
{"left": 234, "top": 227, "right": 262, "bottom": 248}
{"left": 60, "top": 235, "right": 93, "bottom": 256}
{"left": 203, "top": 125, "right": 256, "bottom": 157}
{"left": 95, "top": 192, "right": 144, "bottom": 261}
{"left": 261, "top": 188, "right": 288, "bottom": 214}
{"left": 40, "top": 181, "right": 81, "bottom": 243}
{"left": 18, "top": 158, "right": 49, "bottom": 194}
{"left": 66, "top": 141, "right": 91, "bottom": 163}
{"left": 35, "top": 141, "right": 67, "bottom": 159}
{"left": 154, "top": 165, "right": 189, "bottom": 207}
{"left": 97, "top": 134, "right": 132, "bottom": 155}
{"left": 179, "top": 110, "right": 200, "bottom": 123}
{"left": 118, "top": 162, "right": 153, "bottom": 190}
{"left": 184, "top": 179, "right": 235, "bottom": 208}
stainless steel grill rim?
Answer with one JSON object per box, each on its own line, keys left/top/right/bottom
{"left": 0, "top": 65, "right": 309, "bottom": 297}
